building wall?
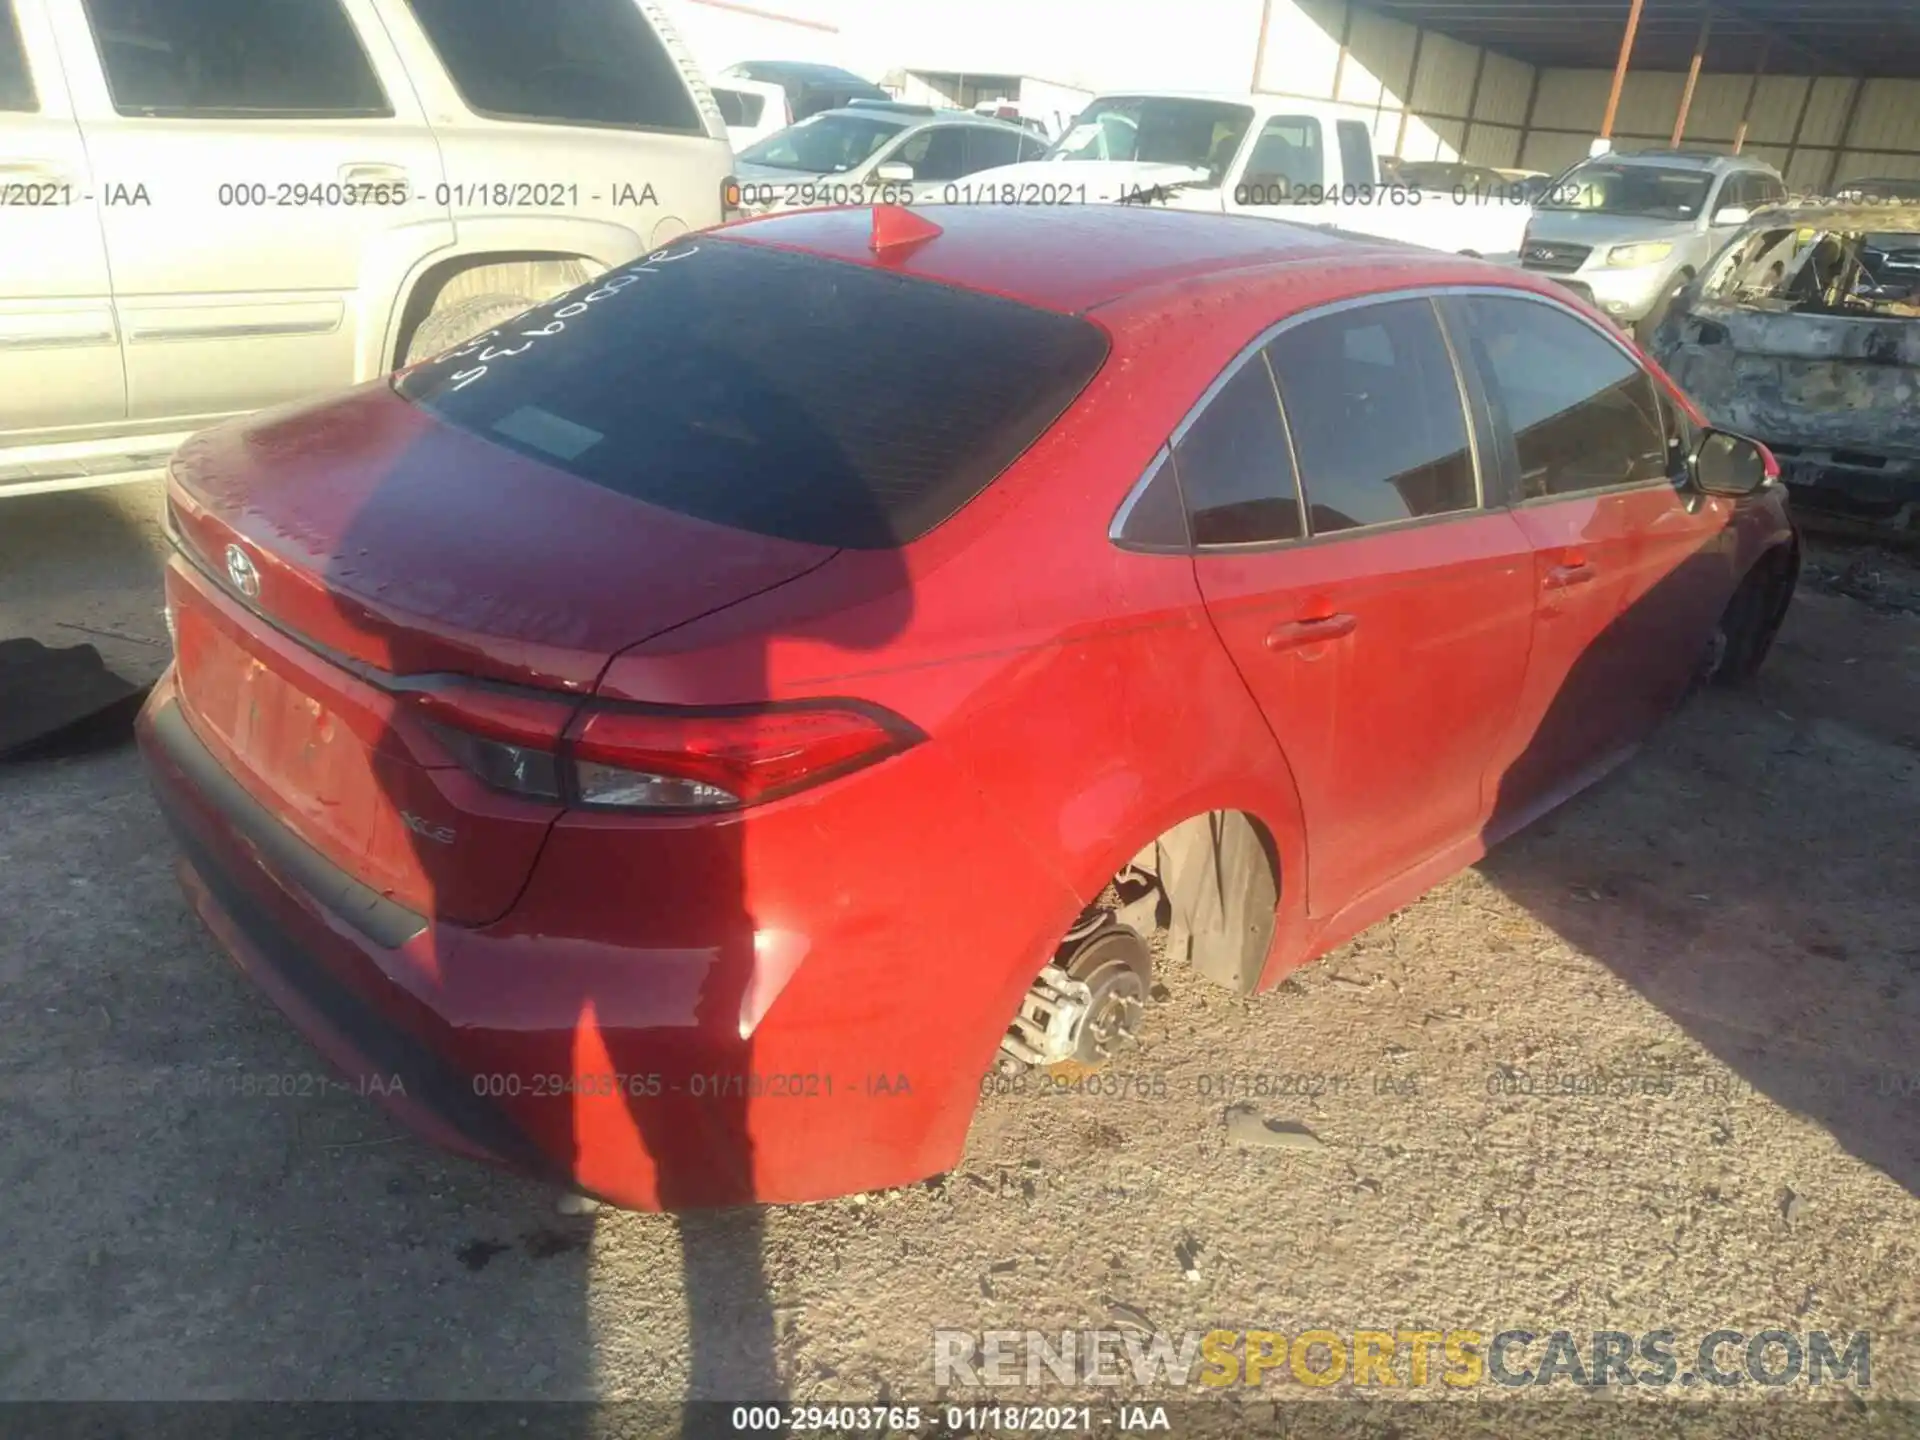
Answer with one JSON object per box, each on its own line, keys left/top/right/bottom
{"left": 1524, "top": 70, "right": 1920, "bottom": 189}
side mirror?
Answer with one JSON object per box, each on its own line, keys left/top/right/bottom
{"left": 875, "top": 161, "right": 915, "bottom": 183}
{"left": 1713, "top": 204, "right": 1752, "bottom": 227}
{"left": 1692, "top": 429, "right": 1777, "bottom": 497}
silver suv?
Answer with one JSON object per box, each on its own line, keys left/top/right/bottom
{"left": 1520, "top": 149, "right": 1789, "bottom": 338}
{"left": 2, "top": 0, "right": 733, "bottom": 499}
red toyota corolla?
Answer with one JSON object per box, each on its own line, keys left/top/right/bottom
{"left": 138, "top": 203, "right": 1799, "bottom": 1210}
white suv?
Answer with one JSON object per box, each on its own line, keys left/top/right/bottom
{"left": 1, "top": 0, "right": 734, "bottom": 498}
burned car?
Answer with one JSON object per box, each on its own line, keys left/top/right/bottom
{"left": 1652, "top": 207, "right": 1920, "bottom": 534}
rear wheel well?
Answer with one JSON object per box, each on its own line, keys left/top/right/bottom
{"left": 392, "top": 252, "right": 601, "bottom": 369}
{"left": 1101, "top": 809, "right": 1281, "bottom": 997}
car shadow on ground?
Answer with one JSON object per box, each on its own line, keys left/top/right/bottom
{"left": 1477, "top": 572, "right": 1920, "bottom": 1203}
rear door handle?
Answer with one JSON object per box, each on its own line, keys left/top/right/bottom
{"left": 1265, "top": 613, "right": 1357, "bottom": 651}
{"left": 1544, "top": 562, "right": 1596, "bottom": 591}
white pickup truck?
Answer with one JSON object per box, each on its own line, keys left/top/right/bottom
{"left": 937, "top": 91, "right": 1535, "bottom": 261}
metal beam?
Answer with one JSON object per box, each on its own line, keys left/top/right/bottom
{"left": 1599, "top": 0, "right": 1647, "bottom": 143}
{"left": 1824, "top": 75, "right": 1870, "bottom": 192}
{"left": 1732, "top": 35, "right": 1770, "bottom": 154}
{"left": 1671, "top": 6, "right": 1714, "bottom": 147}
{"left": 1394, "top": 25, "right": 1428, "bottom": 158}
{"left": 1781, "top": 74, "right": 1820, "bottom": 183}
{"left": 1517, "top": 63, "right": 1544, "bottom": 168}
{"left": 1330, "top": 1, "right": 1357, "bottom": 105}
{"left": 1457, "top": 43, "right": 1490, "bottom": 159}
{"left": 1251, "top": 0, "right": 1274, "bottom": 93}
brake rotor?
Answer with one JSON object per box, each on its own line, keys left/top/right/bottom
{"left": 1044, "top": 922, "right": 1151, "bottom": 1075}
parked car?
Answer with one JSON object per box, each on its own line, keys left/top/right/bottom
{"left": 1520, "top": 149, "right": 1789, "bottom": 340}
{"left": 1830, "top": 176, "right": 1920, "bottom": 207}
{"left": 945, "top": 91, "right": 1535, "bottom": 259}
{"left": 1, "top": 0, "right": 733, "bottom": 502}
{"left": 1651, "top": 204, "right": 1920, "bottom": 534}
{"left": 732, "top": 106, "right": 1044, "bottom": 213}
{"left": 970, "top": 99, "right": 1056, "bottom": 141}
{"left": 712, "top": 76, "right": 790, "bottom": 151}
{"left": 717, "top": 59, "right": 886, "bottom": 122}
{"left": 138, "top": 205, "right": 1798, "bottom": 1210}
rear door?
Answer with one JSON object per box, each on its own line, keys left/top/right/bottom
{"left": 0, "top": 0, "right": 125, "bottom": 460}
{"left": 1446, "top": 290, "right": 1716, "bottom": 833}
{"left": 53, "top": 0, "right": 453, "bottom": 426}
{"left": 1186, "top": 294, "right": 1536, "bottom": 918}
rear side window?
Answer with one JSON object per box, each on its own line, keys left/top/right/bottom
{"left": 965, "top": 126, "right": 1022, "bottom": 174}
{"left": 896, "top": 125, "right": 970, "bottom": 182}
{"left": 81, "top": 0, "right": 388, "bottom": 117}
{"left": 405, "top": 0, "right": 702, "bottom": 133}
{"left": 0, "top": 1, "right": 36, "bottom": 112}
{"left": 714, "top": 88, "right": 763, "bottom": 127}
{"left": 1265, "top": 299, "right": 1477, "bottom": 532}
{"left": 396, "top": 240, "right": 1110, "bottom": 549}
{"left": 1336, "top": 120, "right": 1376, "bottom": 187}
{"left": 1453, "top": 295, "right": 1668, "bottom": 499}
{"left": 1173, "top": 357, "right": 1302, "bottom": 546}
{"left": 1243, "top": 116, "right": 1324, "bottom": 194}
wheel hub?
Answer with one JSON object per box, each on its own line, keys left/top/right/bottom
{"left": 1000, "top": 920, "right": 1152, "bottom": 1070}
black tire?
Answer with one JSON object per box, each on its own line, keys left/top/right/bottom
{"left": 1712, "top": 550, "right": 1794, "bottom": 688}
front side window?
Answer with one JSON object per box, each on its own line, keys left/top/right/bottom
{"left": 1172, "top": 358, "right": 1302, "bottom": 547}
{"left": 0, "top": 0, "right": 36, "bottom": 112}
{"left": 741, "top": 112, "right": 905, "bottom": 172}
{"left": 893, "top": 124, "right": 969, "bottom": 181}
{"left": 1017, "top": 134, "right": 1048, "bottom": 162}
{"left": 1242, "top": 116, "right": 1324, "bottom": 196}
{"left": 1265, "top": 299, "right": 1477, "bottom": 533}
{"left": 405, "top": 0, "right": 702, "bottom": 133}
{"left": 81, "top": 0, "right": 388, "bottom": 117}
{"left": 1453, "top": 294, "right": 1669, "bottom": 499}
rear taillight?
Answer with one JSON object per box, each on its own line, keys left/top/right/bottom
{"left": 401, "top": 682, "right": 920, "bottom": 813}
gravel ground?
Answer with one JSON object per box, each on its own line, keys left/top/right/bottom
{"left": 1, "top": 483, "right": 1916, "bottom": 1425}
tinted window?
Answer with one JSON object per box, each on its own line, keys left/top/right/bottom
{"left": 405, "top": 0, "right": 701, "bottom": 133}
{"left": 1018, "top": 134, "right": 1048, "bottom": 162}
{"left": 741, "top": 112, "right": 904, "bottom": 172}
{"left": 1173, "top": 357, "right": 1302, "bottom": 546}
{"left": 1266, "top": 300, "right": 1476, "bottom": 533}
{"left": 1113, "top": 449, "right": 1190, "bottom": 551}
{"left": 1336, "top": 120, "right": 1376, "bottom": 186}
{"left": 965, "top": 127, "right": 1022, "bottom": 174}
{"left": 1050, "top": 97, "right": 1253, "bottom": 185}
{"left": 714, "top": 88, "right": 764, "bottom": 127}
{"left": 0, "top": 1, "right": 34, "bottom": 112}
{"left": 897, "top": 125, "right": 969, "bottom": 182}
{"left": 82, "top": 0, "right": 387, "bottom": 116}
{"left": 1242, "top": 116, "right": 1324, "bottom": 194}
{"left": 396, "top": 240, "right": 1110, "bottom": 549}
{"left": 1455, "top": 295, "right": 1668, "bottom": 499}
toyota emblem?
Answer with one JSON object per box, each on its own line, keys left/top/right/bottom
{"left": 225, "top": 543, "right": 260, "bottom": 599}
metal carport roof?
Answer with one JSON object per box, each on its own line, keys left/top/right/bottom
{"left": 1354, "top": 0, "right": 1920, "bottom": 77}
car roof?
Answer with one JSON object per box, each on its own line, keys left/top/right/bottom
{"left": 713, "top": 203, "right": 1501, "bottom": 317}
{"left": 730, "top": 60, "right": 875, "bottom": 84}
{"left": 1604, "top": 149, "right": 1774, "bottom": 173}
{"left": 813, "top": 105, "right": 1029, "bottom": 134}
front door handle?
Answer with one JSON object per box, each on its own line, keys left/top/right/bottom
{"left": 339, "top": 162, "right": 409, "bottom": 185}
{"left": 1544, "top": 562, "right": 1597, "bottom": 591}
{"left": 1265, "top": 613, "right": 1357, "bottom": 652}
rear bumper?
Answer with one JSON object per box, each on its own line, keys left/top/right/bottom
{"left": 137, "top": 669, "right": 1006, "bottom": 1210}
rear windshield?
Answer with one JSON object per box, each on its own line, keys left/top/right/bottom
{"left": 395, "top": 239, "right": 1111, "bottom": 549}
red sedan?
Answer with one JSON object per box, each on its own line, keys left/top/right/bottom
{"left": 137, "top": 204, "right": 1799, "bottom": 1210}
